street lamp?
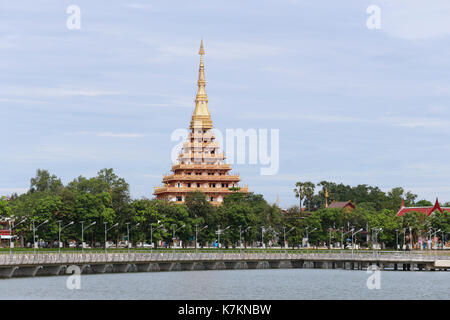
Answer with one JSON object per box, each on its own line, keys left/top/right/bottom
{"left": 216, "top": 225, "right": 231, "bottom": 250}
{"left": 125, "top": 222, "right": 140, "bottom": 253}
{"left": 305, "top": 227, "right": 317, "bottom": 248}
{"left": 81, "top": 221, "right": 96, "bottom": 253}
{"left": 283, "top": 227, "right": 295, "bottom": 249}
{"left": 261, "top": 226, "right": 273, "bottom": 250}
{"left": 351, "top": 228, "right": 363, "bottom": 257}
{"left": 402, "top": 228, "right": 406, "bottom": 251}
{"left": 372, "top": 227, "right": 383, "bottom": 253}
{"left": 409, "top": 227, "right": 413, "bottom": 251}
{"left": 8, "top": 217, "right": 27, "bottom": 255}
{"left": 239, "top": 226, "right": 251, "bottom": 252}
{"left": 195, "top": 224, "right": 208, "bottom": 252}
{"left": 104, "top": 222, "right": 118, "bottom": 253}
{"left": 32, "top": 219, "right": 49, "bottom": 253}
{"left": 328, "top": 228, "right": 334, "bottom": 250}
{"left": 432, "top": 228, "right": 441, "bottom": 250}
{"left": 150, "top": 223, "right": 164, "bottom": 253}
{"left": 57, "top": 220, "right": 74, "bottom": 254}
{"left": 171, "top": 224, "right": 186, "bottom": 248}
{"left": 395, "top": 229, "right": 399, "bottom": 252}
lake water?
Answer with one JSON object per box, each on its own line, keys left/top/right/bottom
{"left": 0, "top": 269, "right": 448, "bottom": 300}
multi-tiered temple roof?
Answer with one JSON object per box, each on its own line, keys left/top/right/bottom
{"left": 153, "top": 41, "right": 248, "bottom": 205}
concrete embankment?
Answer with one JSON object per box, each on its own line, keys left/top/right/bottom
{"left": 0, "top": 252, "right": 448, "bottom": 278}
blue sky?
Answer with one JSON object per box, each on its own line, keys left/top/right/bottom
{"left": 1, "top": 0, "right": 450, "bottom": 208}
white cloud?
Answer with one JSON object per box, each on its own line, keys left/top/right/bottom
{"left": 379, "top": 0, "right": 450, "bottom": 40}
{"left": 140, "top": 39, "right": 288, "bottom": 62}
{"left": 0, "top": 188, "right": 28, "bottom": 195}
{"left": 0, "top": 86, "right": 126, "bottom": 98}
{"left": 241, "top": 112, "right": 364, "bottom": 123}
{"left": 384, "top": 117, "right": 450, "bottom": 128}
{"left": 75, "top": 131, "right": 145, "bottom": 138}
{"left": 123, "top": 3, "right": 153, "bottom": 10}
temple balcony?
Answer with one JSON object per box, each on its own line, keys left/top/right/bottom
{"left": 190, "top": 132, "right": 215, "bottom": 139}
{"left": 162, "top": 174, "right": 241, "bottom": 183}
{"left": 177, "top": 153, "right": 225, "bottom": 160}
{"left": 182, "top": 141, "right": 220, "bottom": 149}
{"left": 153, "top": 186, "right": 249, "bottom": 195}
{"left": 171, "top": 163, "right": 231, "bottom": 170}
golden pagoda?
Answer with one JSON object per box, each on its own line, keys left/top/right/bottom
{"left": 153, "top": 40, "right": 248, "bottom": 205}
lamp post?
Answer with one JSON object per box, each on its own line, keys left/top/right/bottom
{"left": 239, "top": 226, "right": 251, "bottom": 252}
{"left": 125, "top": 222, "right": 140, "bottom": 253}
{"left": 81, "top": 221, "right": 96, "bottom": 253}
{"left": 8, "top": 217, "right": 27, "bottom": 255}
{"left": 432, "top": 228, "right": 441, "bottom": 250}
{"left": 32, "top": 219, "right": 49, "bottom": 253}
{"left": 171, "top": 224, "right": 186, "bottom": 248}
{"left": 150, "top": 223, "right": 164, "bottom": 253}
{"left": 395, "top": 229, "right": 399, "bottom": 252}
{"left": 195, "top": 224, "right": 207, "bottom": 252}
{"left": 351, "top": 228, "right": 363, "bottom": 257}
{"left": 283, "top": 227, "right": 295, "bottom": 249}
{"left": 104, "top": 222, "right": 118, "bottom": 253}
{"left": 402, "top": 228, "right": 406, "bottom": 251}
{"left": 305, "top": 227, "right": 317, "bottom": 248}
{"left": 371, "top": 227, "right": 383, "bottom": 252}
{"left": 57, "top": 220, "right": 74, "bottom": 254}
{"left": 409, "top": 227, "right": 412, "bottom": 251}
{"left": 216, "top": 225, "right": 230, "bottom": 250}
{"left": 328, "top": 228, "right": 333, "bottom": 250}
{"left": 261, "top": 226, "right": 272, "bottom": 250}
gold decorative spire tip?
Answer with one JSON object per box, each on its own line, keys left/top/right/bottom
{"left": 199, "top": 39, "right": 205, "bottom": 55}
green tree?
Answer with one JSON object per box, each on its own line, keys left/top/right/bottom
{"left": 30, "top": 169, "right": 63, "bottom": 193}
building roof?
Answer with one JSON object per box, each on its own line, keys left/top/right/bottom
{"left": 328, "top": 201, "right": 355, "bottom": 209}
{"left": 397, "top": 198, "right": 450, "bottom": 216}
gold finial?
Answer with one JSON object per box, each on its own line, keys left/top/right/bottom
{"left": 199, "top": 39, "right": 205, "bottom": 55}
{"left": 324, "top": 187, "right": 329, "bottom": 208}
{"left": 190, "top": 39, "right": 212, "bottom": 130}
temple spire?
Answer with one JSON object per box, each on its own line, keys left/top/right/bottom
{"left": 190, "top": 40, "right": 213, "bottom": 129}
{"left": 199, "top": 39, "right": 205, "bottom": 55}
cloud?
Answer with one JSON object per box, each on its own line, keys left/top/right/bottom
{"left": 123, "top": 3, "right": 153, "bottom": 10}
{"left": 378, "top": 0, "right": 450, "bottom": 40}
{"left": 0, "top": 188, "right": 28, "bottom": 195}
{"left": 384, "top": 117, "right": 450, "bottom": 128}
{"left": 241, "top": 112, "right": 364, "bottom": 124}
{"left": 140, "top": 39, "right": 288, "bottom": 62}
{"left": 75, "top": 131, "right": 146, "bottom": 138}
{"left": 0, "top": 86, "right": 127, "bottom": 98}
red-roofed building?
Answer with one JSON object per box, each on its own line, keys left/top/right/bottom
{"left": 328, "top": 201, "right": 355, "bottom": 211}
{"left": 397, "top": 198, "right": 450, "bottom": 216}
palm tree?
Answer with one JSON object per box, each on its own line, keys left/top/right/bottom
{"left": 293, "top": 182, "right": 305, "bottom": 211}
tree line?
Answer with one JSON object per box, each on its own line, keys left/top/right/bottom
{"left": 0, "top": 170, "right": 448, "bottom": 249}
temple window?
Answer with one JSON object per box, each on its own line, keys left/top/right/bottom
{"left": 176, "top": 196, "right": 182, "bottom": 202}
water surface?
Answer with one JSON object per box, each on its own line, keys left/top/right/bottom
{"left": 0, "top": 269, "right": 448, "bottom": 300}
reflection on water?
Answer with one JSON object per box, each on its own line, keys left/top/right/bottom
{"left": 0, "top": 269, "right": 448, "bottom": 300}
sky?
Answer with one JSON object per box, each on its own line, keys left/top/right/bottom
{"left": 1, "top": 0, "right": 450, "bottom": 208}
